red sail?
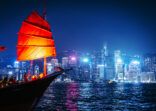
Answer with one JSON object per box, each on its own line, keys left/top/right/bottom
{"left": 17, "top": 11, "right": 56, "bottom": 61}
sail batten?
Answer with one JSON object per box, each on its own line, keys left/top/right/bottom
{"left": 17, "top": 11, "right": 56, "bottom": 61}
{"left": 18, "top": 33, "right": 53, "bottom": 40}
{"left": 18, "top": 35, "right": 54, "bottom": 46}
{"left": 19, "top": 22, "right": 52, "bottom": 38}
{"left": 17, "top": 45, "right": 55, "bottom": 47}
{"left": 25, "top": 11, "right": 51, "bottom": 30}
{"left": 24, "top": 20, "right": 51, "bottom": 32}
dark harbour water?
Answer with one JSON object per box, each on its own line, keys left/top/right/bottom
{"left": 34, "top": 82, "right": 156, "bottom": 111}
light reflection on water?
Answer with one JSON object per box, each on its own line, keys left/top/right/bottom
{"left": 34, "top": 82, "right": 156, "bottom": 111}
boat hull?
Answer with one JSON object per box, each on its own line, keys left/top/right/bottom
{"left": 0, "top": 70, "right": 64, "bottom": 111}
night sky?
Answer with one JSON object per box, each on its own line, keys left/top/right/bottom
{"left": 0, "top": 0, "right": 156, "bottom": 57}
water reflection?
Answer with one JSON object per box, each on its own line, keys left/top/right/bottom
{"left": 34, "top": 82, "right": 156, "bottom": 111}
{"left": 66, "top": 83, "right": 79, "bottom": 111}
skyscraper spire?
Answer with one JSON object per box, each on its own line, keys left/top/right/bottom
{"left": 103, "top": 42, "right": 108, "bottom": 56}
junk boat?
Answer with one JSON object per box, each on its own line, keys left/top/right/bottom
{"left": 0, "top": 11, "right": 71, "bottom": 111}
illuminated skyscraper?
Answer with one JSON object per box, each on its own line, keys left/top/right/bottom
{"left": 34, "top": 65, "right": 39, "bottom": 75}
{"left": 100, "top": 43, "right": 107, "bottom": 80}
{"left": 126, "top": 60, "right": 141, "bottom": 82}
{"left": 62, "top": 57, "right": 69, "bottom": 68}
{"left": 114, "top": 50, "right": 124, "bottom": 80}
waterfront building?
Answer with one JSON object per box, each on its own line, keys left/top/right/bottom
{"left": 114, "top": 50, "right": 124, "bottom": 80}
{"left": 62, "top": 57, "right": 69, "bottom": 68}
{"left": 125, "top": 60, "right": 141, "bottom": 82}
{"left": 101, "top": 43, "right": 107, "bottom": 79}
{"left": 140, "top": 72, "right": 155, "bottom": 82}
{"left": 14, "top": 61, "right": 20, "bottom": 80}
{"left": 69, "top": 56, "right": 77, "bottom": 66}
{"left": 105, "top": 54, "right": 115, "bottom": 80}
{"left": 34, "top": 65, "right": 39, "bottom": 75}
{"left": 51, "top": 58, "right": 59, "bottom": 67}
{"left": 142, "top": 54, "right": 156, "bottom": 72}
{"left": 97, "top": 64, "right": 104, "bottom": 79}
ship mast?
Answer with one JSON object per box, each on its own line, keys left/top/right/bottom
{"left": 17, "top": 6, "right": 56, "bottom": 77}
{"left": 43, "top": 0, "right": 47, "bottom": 76}
{"left": 44, "top": 57, "right": 47, "bottom": 76}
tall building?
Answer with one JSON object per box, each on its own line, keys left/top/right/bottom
{"left": 100, "top": 43, "right": 108, "bottom": 80}
{"left": 126, "top": 60, "right": 141, "bottom": 82}
{"left": 97, "top": 64, "right": 105, "bottom": 80}
{"left": 34, "top": 65, "right": 39, "bottom": 75}
{"left": 51, "top": 58, "right": 59, "bottom": 67}
{"left": 105, "top": 54, "right": 115, "bottom": 80}
{"left": 143, "top": 54, "right": 156, "bottom": 72}
{"left": 114, "top": 50, "right": 124, "bottom": 80}
{"left": 62, "top": 57, "right": 69, "bottom": 68}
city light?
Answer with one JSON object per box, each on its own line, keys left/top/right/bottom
{"left": 8, "top": 71, "right": 13, "bottom": 75}
{"left": 14, "top": 61, "right": 20, "bottom": 68}
{"left": 82, "top": 58, "right": 89, "bottom": 63}
{"left": 116, "top": 58, "right": 122, "bottom": 64}
{"left": 71, "top": 57, "right": 76, "bottom": 61}
{"left": 14, "top": 61, "right": 19, "bottom": 64}
{"left": 47, "top": 63, "right": 52, "bottom": 66}
{"left": 131, "top": 60, "right": 140, "bottom": 65}
{"left": 97, "top": 64, "right": 104, "bottom": 67}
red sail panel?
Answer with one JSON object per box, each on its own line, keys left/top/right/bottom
{"left": 17, "top": 46, "right": 56, "bottom": 61}
{"left": 17, "top": 11, "right": 56, "bottom": 61}
{"left": 18, "top": 22, "right": 52, "bottom": 38}
{"left": 25, "top": 11, "right": 51, "bottom": 31}
{"left": 18, "top": 34, "right": 54, "bottom": 46}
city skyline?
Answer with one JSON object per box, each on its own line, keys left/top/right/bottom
{"left": 1, "top": 0, "right": 156, "bottom": 57}
{"left": 1, "top": 1, "right": 156, "bottom": 111}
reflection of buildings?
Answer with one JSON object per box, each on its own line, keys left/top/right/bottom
{"left": 66, "top": 83, "right": 79, "bottom": 111}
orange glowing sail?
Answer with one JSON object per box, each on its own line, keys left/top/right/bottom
{"left": 17, "top": 11, "right": 56, "bottom": 61}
